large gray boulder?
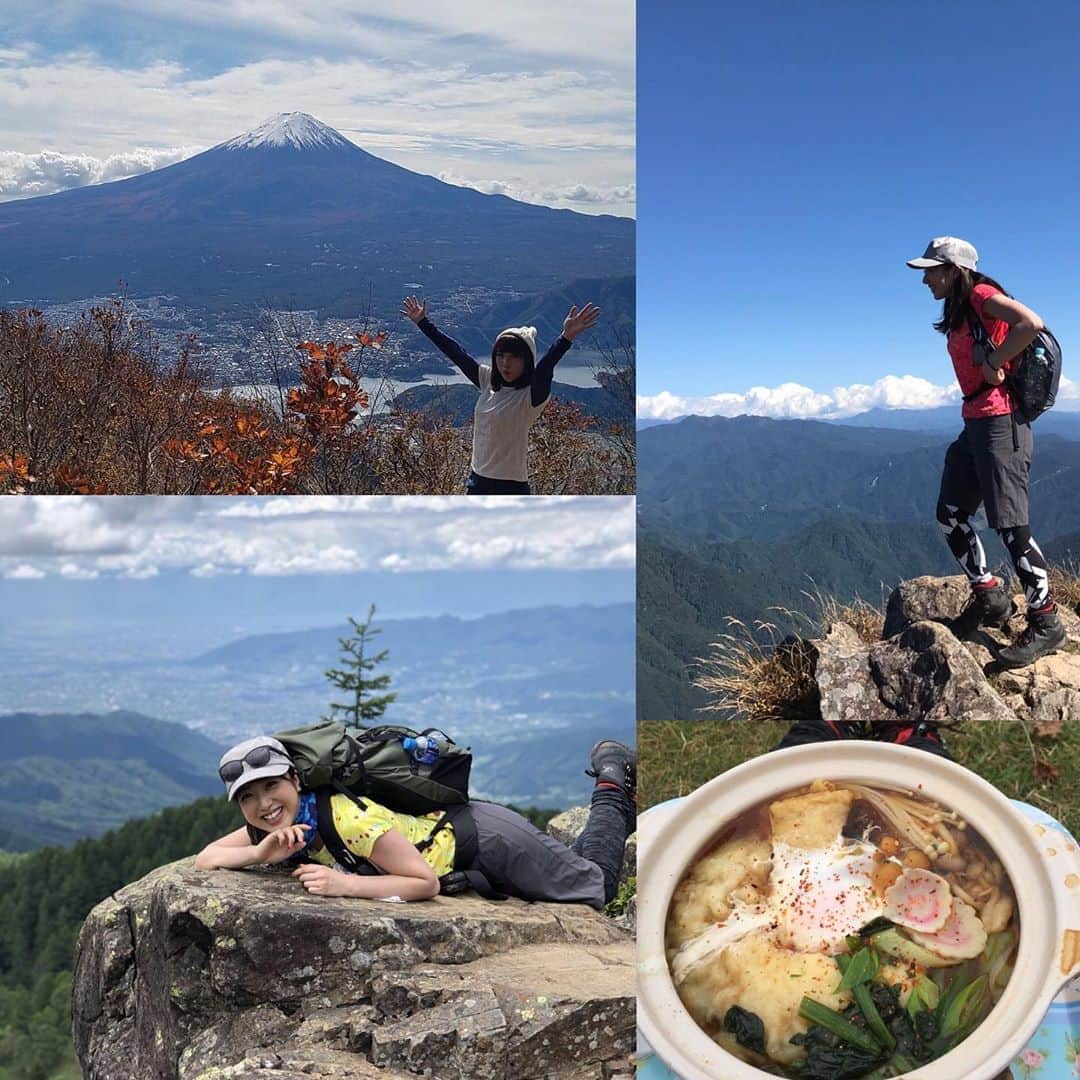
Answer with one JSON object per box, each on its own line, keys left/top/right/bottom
{"left": 881, "top": 574, "right": 1080, "bottom": 729}
{"left": 815, "top": 622, "right": 895, "bottom": 729}
{"left": 72, "top": 860, "right": 635, "bottom": 1080}
{"left": 816, "top": 617, "right": 1019, "bottom": 728}
{"left": 869, "top": 621, "right": 1019, "bottom": 725}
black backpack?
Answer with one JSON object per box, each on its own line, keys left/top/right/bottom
{"left": 966, "top": 308, "right": 1062, "bottom": 424}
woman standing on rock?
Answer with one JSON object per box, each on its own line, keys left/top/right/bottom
{"left": 908, "top": 236, "right": 1064, "bottom": 668}
{"left": 194, "top": 736, "right": 635, "bottom": 910}
{"left": 401, "top": 296, "right": 600, "bottom": 494}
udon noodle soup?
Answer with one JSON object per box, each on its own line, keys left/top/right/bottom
{"left": 665, "top": 781, "right": 1018, "bottom": 1078}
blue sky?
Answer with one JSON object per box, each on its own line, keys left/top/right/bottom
{"left": 637, "top": 1, "right": 1080, "bottom": 417}
{"left": 0, "top": 0, "right": 633, "bottom": 215}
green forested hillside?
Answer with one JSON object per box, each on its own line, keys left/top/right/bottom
{"left": 0, "top": 712, "right": 224, "bottom": 850}
{"left": 637, "top": 416, "right": 1080, "bottom": 720}
{"left": 0, "top": 796, "right": 238, "bottom": 1080}
{"left": 637, "top": 518, "right": 956, "bottom": 720}
{"left": 465, "top": 275, "right": 635, "bottom": 347}
{"left": 638, "top": 417, "right": 1080, "bottom": 544}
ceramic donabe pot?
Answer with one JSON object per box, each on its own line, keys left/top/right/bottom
{"left": 637, "top": 741, "right": 1080, "bottom": 1080}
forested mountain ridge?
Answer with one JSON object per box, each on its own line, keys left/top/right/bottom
{"left": 0, "top": 711, "right": 224, "bottom": 851}
{"left": 637, "top": 415, "right": 1080, "bottom": 720}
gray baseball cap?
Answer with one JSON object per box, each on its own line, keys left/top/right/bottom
{"left": 218, "top": 736, "right": 293, "bottom": 800}
{"left": 907, "top": 236, "right": 978, "bottom": 272}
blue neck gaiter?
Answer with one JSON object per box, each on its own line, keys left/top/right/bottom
{"left": 294, "top": 791, "right": 319, "bottom": 852}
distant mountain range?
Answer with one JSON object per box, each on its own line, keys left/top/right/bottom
{"left": 0, "top": 711, "right": 224, "bottom": 850}
{"left": 639, "top": 406, "right": 1080, "bottom": 440}
{"left": 390, "top": 380, "right": 624, "bottom": 425}
{"left": 0, "top": 113, "right": 634, "bottom": 321}
{"left": 450, "top": 275, "right": 635, "bottom": 350}
{"left": 638, "top": 415, "right": 1080, "bottom": 719}
{"left": 4, "top": 604, "right": 635, "bottom": 810}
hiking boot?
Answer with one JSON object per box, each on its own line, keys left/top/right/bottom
{"left": 868, "top": 721, "right": 951, "bottom": 758}
{"left": 997, "top": 604, "right": 1067, "bottom": 669}
{"left": 586, "top": 740, "right": 637, "bottom": 800}
{"left": 948, "top": 577, "right": 1014, "bottom": 639}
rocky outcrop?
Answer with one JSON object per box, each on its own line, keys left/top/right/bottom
{"left": 880, "top": 574, "right": 1080, "bottom": 730}
{"left": 72, "top": 860, "right": 635, "bottom": 1080}
{"left": 800, "top": 575, "right": 1080, "bottom": 731}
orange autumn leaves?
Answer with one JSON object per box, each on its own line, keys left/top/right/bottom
{"left": 163, "top": 335, "right": 385, "bottom": 494}
{"left": 0, "top": 304, "right": 631, "bottom": 494}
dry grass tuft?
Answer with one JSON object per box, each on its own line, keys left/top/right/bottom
{"left": 694, "top": 616, "right": 819, "bottom": 724}
{"left": 1049, "top": 563, "right": 1080, "bottom": 616}
{"left": 814, "top": 592, "right": 885, "bottom": 644}
{"left": 694, "top": 588, "right": 885, "bottom": 722}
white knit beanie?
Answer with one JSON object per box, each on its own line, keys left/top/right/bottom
{"left": 494, "top": 326, "right": 538, "bottom": 364}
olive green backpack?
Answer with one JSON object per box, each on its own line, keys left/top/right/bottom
{"left": 271, "top": 719, "right": 472, "bottom": 815}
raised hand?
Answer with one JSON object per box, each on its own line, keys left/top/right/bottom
{"left": 562, "top": 302, "right": 601, "bottom": 341}
{"left": 254, "top": 823, "right": 310, "bottom": 865}
{"left": 401, "top": 296, "right": 428, "bottom": 324}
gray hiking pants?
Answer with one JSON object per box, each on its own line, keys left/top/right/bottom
{"left": 465, "top": 789, "right": 633, "bottom": 910}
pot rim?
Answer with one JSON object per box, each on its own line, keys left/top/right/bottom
{"left": 637, "top": 741, "right": 1080, "bottom": 1080}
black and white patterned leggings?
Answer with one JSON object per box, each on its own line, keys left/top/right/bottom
{"left": 936, "top": 502, "right": 1050, "bottom": 609}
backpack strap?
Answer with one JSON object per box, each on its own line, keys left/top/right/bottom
{"left": 963, "top": 306, "right": 998, "bottom": 404}
{"left": 312, "top": 790, "right": 506, "bottom": 900}
{"left": 441, "top": 804, "right": 507, "bottom": 901}
{"left": 314, "top": 787, "right": 381, "bottom": 875}
{"left": 415, "top": 812, "right": 450, "bottom": 853}
{"left": 965, "top": 306, "right": 1021, "bottom": 449}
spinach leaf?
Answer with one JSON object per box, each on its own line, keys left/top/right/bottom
{"left": 723, "top": 1005, "right": 767, "bottom": 1055}
{"left": 790, "top": 1021, "right": 888, "bottom": 1078}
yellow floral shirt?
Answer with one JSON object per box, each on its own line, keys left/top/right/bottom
{"left": 308, "top": 793, "right": 455, "bottom": 877}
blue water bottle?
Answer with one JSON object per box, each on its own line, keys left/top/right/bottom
{"left": 402, "top": 734, "right": 439, "bottom": 766}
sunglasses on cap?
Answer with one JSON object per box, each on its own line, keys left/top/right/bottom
{"left": 218, "top": 744, "right": 291, "bottom": 784}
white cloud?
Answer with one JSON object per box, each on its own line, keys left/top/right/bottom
{"left": 64, "top": 1, "right": 635, "bottom": 70}
{"left": 638, "top": 374, "right": 965, "bottom": 421}
{"left": 437, "top": 170, "right": 635, "bottom": 213}
{"left": 59, "top": 562, "right": 100, "bottom": 579}
{"left": 1058, "top": 375, "right": 1080, "bottom": 403}
{"left": 0, "top": 496, "right": 634, "bottom": 579}
{"left": 4, "top": 563, "right": 45, "bottom": 579}
{"left": 639, "top": 372, "right": 1080, "bottom": 422}
{"left": 0, "top": 3, "right": 635, "bottom": 216}
{"left": 0, "top": 146, "right": 203, "bottom": 202}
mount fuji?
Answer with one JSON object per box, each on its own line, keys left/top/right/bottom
{"left": 0, "top": 113, "right": 634, "bottom": 315}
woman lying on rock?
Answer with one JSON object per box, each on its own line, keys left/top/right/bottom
{"left": 401, "top": 296, "right": 601, "bottom": 494}
{"left": 194, "top": 735, "right": 635, "bottom": 909}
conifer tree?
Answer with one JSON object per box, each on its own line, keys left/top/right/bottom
{"left": 324, "top": 605, "right": 397, "bottom": 729}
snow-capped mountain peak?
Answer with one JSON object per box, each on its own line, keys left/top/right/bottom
{"left": 220, "top": 113, "right": 354, "bottom": 152}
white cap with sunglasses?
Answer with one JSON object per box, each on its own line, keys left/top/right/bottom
{"left": 218, "top": 736, "right": 293, "bottom": 800}
{"left": 906, "top": 236, "right": 979, "bottom": 272}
